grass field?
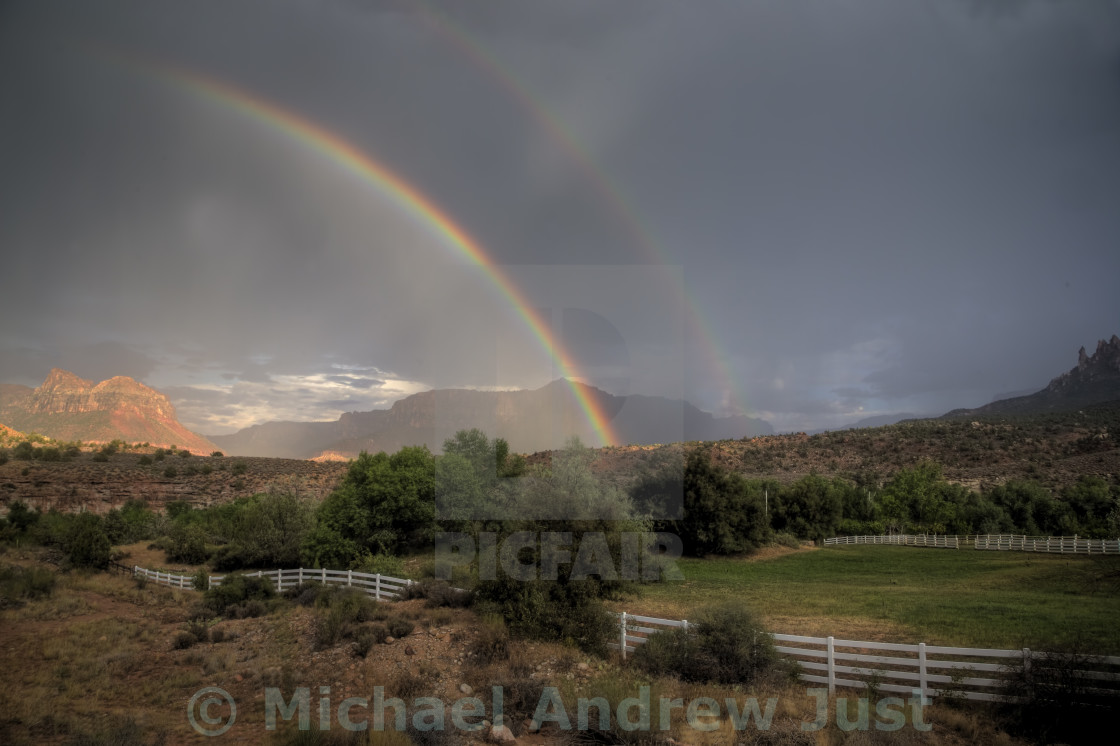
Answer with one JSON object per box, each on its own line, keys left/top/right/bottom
{"left": 618, "top": 545, "right": 1120, "bottom": 653}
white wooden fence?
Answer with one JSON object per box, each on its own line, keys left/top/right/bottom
{"left": 133, "top": 565, "right": 196, "bottom": 589}
{"left": 973, "top": 535, "right": 1120, "bottom": 554}
{"left": 611, "top": 613, "right": 1120, "bottom": 702}
{"left": 824, "top": 535, "right": 959, "bottom": 548}
{"left": 824, "top": 534, "right": 1120, "bottom": 554}
{"left": 209, "top": 567, "right": 413, "bottom": 601}
{"left": 133, "top": 565, "right": 414, "bottom": 601}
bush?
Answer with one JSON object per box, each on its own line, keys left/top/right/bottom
{"left": 386, "top": 617, "right": 414, "bottom": 639}
{"left": 12, "top": 441, "right": 34, "bottom": 460}
{"left": 403, "top": 578, "right": 471, "bottom": 608}
{"left": 470, "top": 613, "right": 510, "bottom": 664}
{"left": 172, "top": 630, "right": 198, "bottom": 650}
{"left": 137, "top": 455, "right": 153, "bottom": 465}
{"left": 473, "top": 577, "right": 617, "bottom": 656}
{"left": 999, "top": 645, "right": 1119, "bottom": 744}
{"left": 91, "top": 452, "right": 109, "bottom": 463}
{"left": 65, "top": 514, "right": 111, "bottom": 569}
{"left": 166, "top": 524, "right": 209, "bottom": 564}
{"left": 203, "top": 573, "right": 276, "bottom": 617}
{"left": 179, "top": 449, "right": 192, "bottom": 458}
{"left": 632, "top": 600, "right": 779, "bottom": 686}
{"left": 163, "top": 466, "right": 178, "bottom": 478}
{"left": 38, "top": 447, "right": 61, "bottom": 462}
{"left": 210, "top": 451, "right": 224, "bottom": 458}
{"left": 231, "top": 461, "right": 248, "bottom": 476}
{"left": 153, "top": 449, "right": 166, "bottom": 462}
{"left": 0, "top": 565, "right": 56, "bottom": 604}
{"left": 5, "top": 500, "right": 38, "bottom": 533}
{"left": 0, "top": 448, "right": 7, "bottom": 466}
{"left": 283, "top": 581, "right": 326, "bottom": 607}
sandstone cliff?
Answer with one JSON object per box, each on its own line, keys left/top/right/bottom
{"left": 0, "top": 368, "right": 219, "bottom": 453}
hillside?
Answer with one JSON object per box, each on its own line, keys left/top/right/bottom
{"left": 0, "top": 369, "right": 218, "bottom": 453}
{"left": 0, "top": 450, "right": 346, "bottom": 515}
{"left": 588, "top": 399, "right": 1120, "bottom": 495}
{"left": 211, "top": 379, "right": 773, "bottom": 458}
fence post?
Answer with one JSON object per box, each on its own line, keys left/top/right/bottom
{"left": 918, "top": 642, "right": 928, "bottom": 697}
{"left": 1023, "top": 648, "right": 1031, "bottom": 683}
{"left": 347, "top": 569, "right": 353, "bottom": 587}
{"left": 321, "top": 567, "right": 326, "bottom": 584}
{"left": 620, "top": 612, "right": 628, "bottom": 661}
{"left": 208, "top": 575, "right": 212, "bottom": 590}
{"left": 375, "top": 573, "right": 381, "bottom": 601}
{"left": 827, "top": 636, "right": 836, "bottom": 696}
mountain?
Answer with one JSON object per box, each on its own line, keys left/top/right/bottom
{"left": 944, "top": 335, "right": 1120, "bottom": 418}
{"left": 809, "top": 412, "right": 933, "bottom": 434}
{"left": 210, "top": 379, "right": 774, "bottom": 458}
{"left": 0, "top": 368, "right": 219, "bottom": 453}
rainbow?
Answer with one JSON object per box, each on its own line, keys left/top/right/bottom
{"left": 112, "top": 56, "right": 621, "bottom": 446}
{"left": 412, "top": 2, "right": 751, "bottom": 417}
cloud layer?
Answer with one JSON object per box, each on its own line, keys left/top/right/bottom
{"left": 2, "top": 0, "right": 1118, "bottom": 435}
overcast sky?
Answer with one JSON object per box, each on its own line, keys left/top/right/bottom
{"left": 2, "top": 0, "right": 1118, "bottom": 437}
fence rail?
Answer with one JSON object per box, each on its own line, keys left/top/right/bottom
{"left": 133, "top": 565, "right": 195, "bottom": 589}
{"left": 973, "top": 535, "right": 1120, "bottom": 554}
{"left": 824, "top": 535, "right": 959, "bottom": 548}
{"left": 823, "top": 534, "right": 1120, "bottom": 554}
{"left": 132, "top": 565, "right": 415, "bottom": 601}
{"left": 610, "top": 612, "right": 1120, "bottom": 703}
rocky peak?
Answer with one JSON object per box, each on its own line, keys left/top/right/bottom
{"left": 41, "top": 368, "right": 93, "bottom": 392}
{"left": 1046, "top": 335, "right": 1120, "bottom": 394}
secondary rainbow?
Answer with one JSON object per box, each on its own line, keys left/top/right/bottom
{"left": 412, "top": 1, "right": 752, "bottom": 417}
{"left": 120, "top": 58, "right": 620, "bottom": 446}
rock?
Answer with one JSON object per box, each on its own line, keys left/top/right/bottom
{"left": 487, "top": 724, "right": 517, "bottom": 743}
{"left": 385, "top": 636, "right": 395, "bottom": 644}
{"left": 405, "top": 645, "right": 416, "bottom": 656}
{"left": 576, "top": 662, "right": 590, "bottom": 672}
{"left": 459, "top": 683, "right": 473, "bottom": 695}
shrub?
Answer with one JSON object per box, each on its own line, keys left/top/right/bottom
{"left": 210, "top": 451, "right": 224, "bottom": 458}
{"left": 0, "top": 565, "right": 56, "bottom": 603}
{"left": 5, "top": 500, "right": 38, "bottom": 533}
{"left": 283, "top": 581, "right": 326, "bottom": 607}
{"left": 632, "top": 600, "right": 779, "bottom": 686}
{"left": 386, "top": 617, "right": 414, "bottom": 639}
{"left": 403, "top": 578, "right": 471, "bottom": 608}
{"left": 12, "top": 441, "right": 34, "bottom": 460}
{"left": 203, "top": 573, "right": 276, "bottom": 617}
{"left": 172, "top": 630, "right": 198, "bottom": 650}
{"left": 470, "top": 613, "right": 510, "bottom": 664}
{"left": 91, "top": 452, "right": 109, "bottom": 463}
{"left": 65, "top": 514, "right": 111, "bottom": 569}
{"left": 137, "top": 455, "right": 153, "bottom": 465}
{"left": 999, "top": 645, "right": 1118, "bottom": 744}
{"left": 166, "top": 524, "right": 209, "bottom": 564}
{"left": 192, "top": 568, "right": 210, "bottom": 591}
{"left": 37, "top": 447, "right": 61, "bottom": 462}
{"left": 179, "top": 449, "right": 192, "bottom": 458}
{"left": 153, "top": 449, "right": 166, "bottom": 462}
{"left": 0, "top": 448, "right": 7, "bottom": 466}
{"left": 231, "top": 461, "right": 248, "bottom": 476}
{"left": 163, "top": 466, "right": 178, "bottom": 479}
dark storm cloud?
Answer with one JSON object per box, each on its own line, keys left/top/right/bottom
{"left": 1, "top": 0, "right": 1118, "bottom": 434}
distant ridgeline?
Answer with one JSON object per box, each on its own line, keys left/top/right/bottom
{"left": 209, "top": 379, "right": 774, "bottom": 459}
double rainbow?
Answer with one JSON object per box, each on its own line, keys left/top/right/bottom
{"left": 127, "top": 61, "right": 621, "bottom": 447}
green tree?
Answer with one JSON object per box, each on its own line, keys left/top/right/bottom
{"left": 66, "top": 513, "right": 110, "bottom": 569}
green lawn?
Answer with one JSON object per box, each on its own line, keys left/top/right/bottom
{"left": 619, "top": 546, "right": 1120, "bottom": 653}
